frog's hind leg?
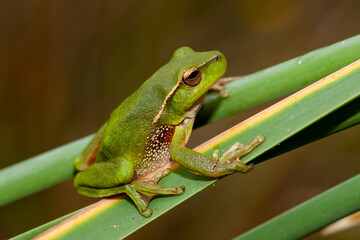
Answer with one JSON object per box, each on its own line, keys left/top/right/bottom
{"left": 127, "top": 168, "right": 185, "bottom": 217}
{"left": 76, "top": 168, "right": 184, "bottom": 217}
{"left": 76, "top": 184, "right": 153, "bottom": 217}
{"left": 131, "top": 169, "right": 184, "bottom": 198}
{"left": 74, "top": 157, "right": 134, "bottom": 193}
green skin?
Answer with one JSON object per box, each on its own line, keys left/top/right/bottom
{"left": 74, "top": 47, "right": 265, "bottom": 217}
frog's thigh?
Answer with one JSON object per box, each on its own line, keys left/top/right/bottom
{"left": 74, "top": 122, "right": 107, "bottom": 171}
{"left": 74, "top": 157, "right": 134, "bottom": 189}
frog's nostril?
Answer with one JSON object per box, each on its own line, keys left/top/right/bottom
{"left": 214, "top": 55, "right": 220, "bottom": 62}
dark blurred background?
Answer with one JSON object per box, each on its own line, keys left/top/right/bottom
{"left": 0, "top": 0, "right": 360, "bottom": 239}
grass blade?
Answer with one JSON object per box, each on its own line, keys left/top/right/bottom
{"left": 0, "top": 137, "right": 92, "bottom": 206}
{"left": 234, "top": 174, "right": 360, "bottom": 240}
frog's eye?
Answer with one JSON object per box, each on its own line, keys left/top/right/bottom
{"left": 182, "top": 67, "right": 202, "bottom": 86}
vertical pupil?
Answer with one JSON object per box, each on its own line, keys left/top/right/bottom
{"left": 188, "top": 70, "right": 198, "bottom": 79}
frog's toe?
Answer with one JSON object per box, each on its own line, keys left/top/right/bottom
{"left": 210, "top": 82, "right": 230, "bottom": 98}
{"left": 221, "top": 135, "right": 266, "bottom": 163}
{"left": 176, "top": 186, "right": 185, "bottom": 195}
{"left": 162, "top": 168, "right": 172, "bottom": 176}
{"left": 150, "top": 168, "right": 172, "bottom": 183}
{"left": 232, "top": 160, "right": 254, "bottom": 173}
{"left": 141, "top": 208, "right": 153, "bottom": 218}
{"left": 255, "top": 135, "right": 266, "bottom": 143}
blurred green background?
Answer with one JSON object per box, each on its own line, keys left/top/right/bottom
{"left": 0, "top": 0, "right": 360, "bottom": 239}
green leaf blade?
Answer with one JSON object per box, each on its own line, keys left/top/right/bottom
{"left": 0, "top": 136, "right": 92, "bottom": 207}
{"left": 235, "top": 174, "right": 360, "bottom": 240}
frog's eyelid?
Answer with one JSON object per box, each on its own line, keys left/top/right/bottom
{"left": 197, "top": 55, "right": 220, "bottom": 68}
{"left": 152, "top": 78, "right": 182, "bottom": 124}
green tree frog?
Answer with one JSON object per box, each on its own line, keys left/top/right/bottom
{"left": 74, "top": 47, "right": 265, "bottom": 217}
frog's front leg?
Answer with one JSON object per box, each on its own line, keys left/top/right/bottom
{"left": 210, "top": 76, "right": 243, "bottom": 97}
{"left": 170, "top": 123, "right": 265, "bottom": 177}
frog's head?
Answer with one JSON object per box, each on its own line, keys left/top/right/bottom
{"left": 163, "top": 47, "right": 227, "bottom": 119}
{"left": 151, "top": 47, "right": 227, "bottom": 124}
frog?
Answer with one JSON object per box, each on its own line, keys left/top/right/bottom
{"left": 73, "top": 47, "right": 265, "bottom": 217}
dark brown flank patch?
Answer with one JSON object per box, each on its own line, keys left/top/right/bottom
{"left": 135, "top": 125, "right": 175, "bottom": 176}
{"left": 84, "top": 141, "right": 100, "bottom": 169}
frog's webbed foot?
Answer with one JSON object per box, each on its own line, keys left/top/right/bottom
{"left": 212, "top": 135, "right": 265, "bottom": 175}
{"left": 125, "top": 168, "right": 185, "bottom": 217}
{"left": 210, "top": 76, "right": 243, "bottom": 97}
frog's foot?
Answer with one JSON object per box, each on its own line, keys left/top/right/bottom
{"left": 125, "top": 168, "right": 185, "bottom": 217}
{"left": 212, "top": 135, "right": 265, "bottom": 175}
{"left": 210, "top": 76, "right": 243, "bottom": 97}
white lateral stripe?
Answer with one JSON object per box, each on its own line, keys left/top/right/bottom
{"left": 152, "top": 78, "right": 182, "bottom": 124}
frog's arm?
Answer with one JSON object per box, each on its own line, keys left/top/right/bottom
{"left": 74, "top": 122, "right": 108, "bottom": 171}
{"left": 170, "top": 119, "right": 264, "bottom": 177}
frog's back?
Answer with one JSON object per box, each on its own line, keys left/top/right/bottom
{"left": 95, "top": 66, "right": 179, "bottom": 176}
